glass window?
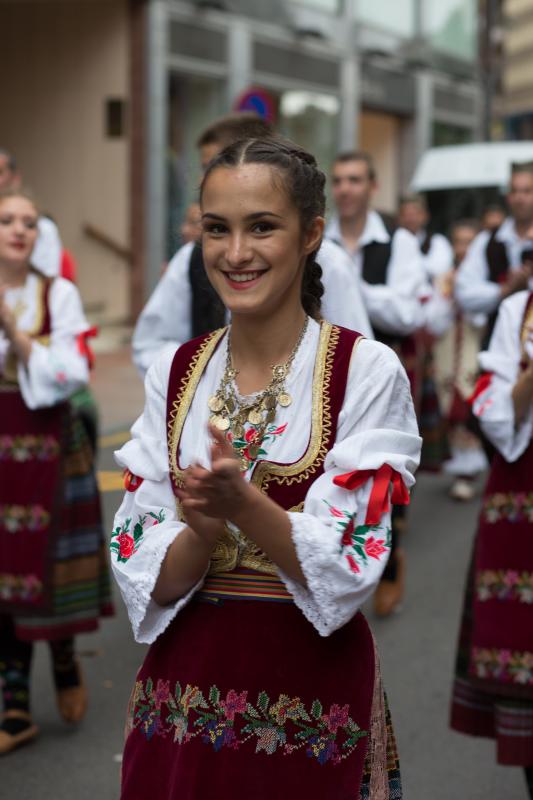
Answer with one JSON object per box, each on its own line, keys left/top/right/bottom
{"left": 166, "top": 73, "right": 226, "bottom": 259}
{"left": 424, "top": 0, "right": 477, "bottom": 61}
{"left": 278, "top": 90, "right": 340, "bottom": 173}
{"left": 433, "top": 121, "right": 473, "bottom": 147}
{"left": 289, "top": 0, "right": 342, "bottom": 12}
{"left": 357, "top": 0, "right": 415, "bottom": 37}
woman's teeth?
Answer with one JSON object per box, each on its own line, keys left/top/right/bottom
{"left": 227, "top": 271, "right": 262, "bottom": 283}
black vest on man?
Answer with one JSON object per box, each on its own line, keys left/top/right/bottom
{"left": 188, "top": 242, "right": 226, "bottom": 338}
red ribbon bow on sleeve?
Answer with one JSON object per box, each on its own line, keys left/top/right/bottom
{"left": 76, "top": 326, "right": 98, "bottom": 370}
{"left": 467, "top": 372, "right": 493, "bottom": 407}
{"left": 333, "top": 464, "right": 410, "bottom": 525}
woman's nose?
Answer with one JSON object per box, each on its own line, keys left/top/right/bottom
{"left": 225, "top": 234, "right": 252, "bottom": 267}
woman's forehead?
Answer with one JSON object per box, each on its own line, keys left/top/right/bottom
{"left": 202, "top": 163, "right": 290, "bottom": 212}
{"left": 0, "top": 196, "right": 38, "bottom": 217}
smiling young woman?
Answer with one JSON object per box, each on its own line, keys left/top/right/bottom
{"left": 0, "top": 188, "right": 113, "bottom": 754}
{"left": 112, "top": 137, "right": 421, "bottom": 799}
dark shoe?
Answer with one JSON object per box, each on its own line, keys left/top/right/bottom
{"left": 0, "top": 711, "right": 39, "bottom": 755}
{"left": 56, "top": 660, "right": 88, "bottom": 723}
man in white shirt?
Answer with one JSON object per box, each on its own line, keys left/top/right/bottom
{"left": 133, "top": 117, "right": 373, "bottom": 377}
{"left": 325, "top": 151, "right": 426, "bottom": 341}
{"left": 455, "top": 162, "right": 533, "bottom": 325}
{"left": 397, "top": 193, "right": 453, "bottom": 280}
{"left": 326, "top": 151, "right": 427, "bottom": 618}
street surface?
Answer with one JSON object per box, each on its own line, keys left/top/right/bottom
{"left": 2, "top": 354, "right": 526, "bottom": 798}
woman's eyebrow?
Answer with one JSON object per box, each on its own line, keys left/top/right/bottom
{"left": 201, "top": 211, "right": 283, "bottom": 221}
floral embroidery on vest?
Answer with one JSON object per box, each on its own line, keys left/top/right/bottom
{"left": 128, "top": 679, "right": 367, "bottom": 765}
{"left": 110, "top": 510, "right": 166, "bottom": 562}
{"left": 482, "top": 492, "right": 533, "bottom": 523}
{"left": 476, "top": 570, "right": 533, "bottom": 604}
{"left": 227, "top": 423, "right": 287, "bottom": 473}
{"left": 470, "top": 647, "right": 533, "bottom": 686}
{"left": 324, "top": 502, "right": 390, "bottom": 575}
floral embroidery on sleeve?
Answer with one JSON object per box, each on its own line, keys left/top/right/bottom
{"left": 324, "top": 501, "right": 390, "bottom": 575}
{"left": 110, "top": 509, "right": 166, "bottom": 562}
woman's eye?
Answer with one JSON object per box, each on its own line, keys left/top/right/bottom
{"left": 0, "top": 216, "right": 12, "bottom": 225}
{"left": 252, "top": 222, "right": 274, "bottom": 234}
{"left": 25, "top": 220, "right": 37, "bottom": 230}
{"left": 204, "top": 223, "right": 227, "bottom": 235}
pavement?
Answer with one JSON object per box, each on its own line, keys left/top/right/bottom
{"left": 1, "top": 343, "right": 527, "bottom": 799}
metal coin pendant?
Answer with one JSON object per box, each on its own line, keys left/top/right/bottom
{"left": 225, "top": 396, "right": 236, "bottom": 414}
{"left": 248, "top": 409, "right": 263, "bottom": 426}
{"left": 208, "top": 395, "right": 224, "bottom": 413}
{"left": 278, "top": 392, "right": 292, "bottom": 408}
{"left": 263, "top": 394, "right": 276, "bottom": 410}
{"left": 233, "top": 423, "right": 245, "bottom": 439}
{"left": 211, "top": 415, "right": 230, "bottom": 431}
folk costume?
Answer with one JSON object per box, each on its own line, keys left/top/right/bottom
{"left": 132, "top": 238, "right": 374, "bottom": 378}
{"left": 450, "top": 291, "right": 533, "bottom": 770}
{"left": 0, "top": 270, "right": 113, "bottom": 725}
{"left": 112, "top": 319, "right": 421, "bottom": 799}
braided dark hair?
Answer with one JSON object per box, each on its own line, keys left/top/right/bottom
{"left": 200, "top": 136, "right": 326, "bottom": 319}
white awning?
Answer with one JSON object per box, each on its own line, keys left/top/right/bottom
{"left": 411, "top": 141, "right": 533, "bottom": 192}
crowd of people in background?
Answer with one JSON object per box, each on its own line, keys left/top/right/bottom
{"left": 0, "top": 110, "right": 532, "bottom": 797}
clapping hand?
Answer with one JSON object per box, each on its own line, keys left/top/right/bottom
{"left": 179, "top": 424, "right": 251, "bottom": 525}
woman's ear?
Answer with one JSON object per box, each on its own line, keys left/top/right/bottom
{"left": 303, "top": 216, "right": 325, "bottom": 257}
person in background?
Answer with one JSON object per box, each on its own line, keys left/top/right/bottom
{"left": 180, "top": 202, "right": 202, "bottom": 245}
{"left": 449, "top": 277, "right": 533, "bottom": 797}
{"left": 397, "top": 193, "right": 454, "bottom": 279}
{"left": 132, "top": 116, "right": 373, "bottom": 378}
{"left": 0, "top": 188, "right": 113, "bottom": 754}
{"left": 0, "top": 149, "right": 63, "bottom": 279}
{"left": 456, "top": 162, "right": 533, "bottom": 343}
{"left": 326, "top": 151, "right": 426, "bottom": 617}
{"left": 429, "top": 220, "right": 488, "bottom": 500}
{"left": 481, "top": 203, "right": 506, "bottom": 233}
{"left": 112, "top": 136, "right": 421, "bottom": 799}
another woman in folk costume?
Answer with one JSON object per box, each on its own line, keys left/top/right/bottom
{"left": 0, "top": 188, "right": 113, "bottom": 754}
{"left": 429, "top": 220, "right": 488, "bottom": 501}
{"left": 450, "top": 283, "right": 533, "bottom": 796}
{"left": 112, "top": 137, "right": 421, "bottom": 799}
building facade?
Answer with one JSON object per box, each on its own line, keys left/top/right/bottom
{"left": 1, "top": 0, "right": 482, "bottom": 323}
{"left": 495, "top": 0, "right": 533, "bottom": 140}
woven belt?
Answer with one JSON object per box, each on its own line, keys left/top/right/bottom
{"left": 197, "top": 569, "right": 293, "bottom": 604}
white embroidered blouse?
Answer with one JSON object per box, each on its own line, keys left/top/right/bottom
{"left": 0, "top": 271, "right": 91, "bottom": 408}
{"left": 472, "top": 291, "right": 533, "bottom": 462}
{"left": 112, "top": 320, "right": 421, "bottom": 645}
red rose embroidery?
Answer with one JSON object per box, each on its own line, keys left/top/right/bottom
{"left": 346, "top": 554, "right": 360, "bottom": 574}
{"left": 364, "top": 536, "right": 387, "bottom": 560}
{"left": 341, "top": 517, "right": 355, "bottom": 546}
{"left": 118, "top": 532, "right": 135, "bottom": 559}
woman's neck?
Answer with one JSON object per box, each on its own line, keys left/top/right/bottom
{"left": 229, "top": 304, "right": 308, "bottom": 395}
{"left": 0, "top": 259, "right": 29, "bottom": 288}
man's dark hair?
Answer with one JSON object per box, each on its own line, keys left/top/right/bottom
{"left": 398, "top": 193, "right": 427, "bottom": 212}
{"left": 332, "top": 151, "right": 376, "bottom": 182}
{"left": 196, "top": 113, "right": 273, "bottom": 150}
{"left": 511, "top": 161, "right": 533, "bottom": 177}
{"left": 449, "top": 218, "right": 479, "bottom": 238}
{"left": 0, "top": 148, "right": 17, "bottom": 173}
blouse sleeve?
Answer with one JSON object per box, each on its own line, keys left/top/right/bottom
{"left": 472, "top": 292, "right": 533, "bottom": 462}
{"left": 17, "top": 278, "right": 90, "bottom": 409}
{"left": 278, "top": 340, "right": 421, "bottom": 636}
{"left": 111, "top": 346, "right": 204, "bottom": 644}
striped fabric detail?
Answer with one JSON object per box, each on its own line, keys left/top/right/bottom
{"left": 198, "top": 570, "right": 293, "bottom": 603}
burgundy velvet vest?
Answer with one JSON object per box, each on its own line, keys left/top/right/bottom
{"left": 165, "top": 323, "right": 362, "bottom": 574}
